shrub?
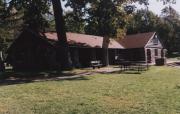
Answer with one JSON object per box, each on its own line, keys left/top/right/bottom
{"left": 155, "top": 58, "right": 165, "bottom": 66}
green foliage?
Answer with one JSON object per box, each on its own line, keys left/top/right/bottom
{"left": 0, "top": 0, "right": 6, "bottom": 34}
{"left": 85, "top": 0, "right": 127, "bottom": 37}
{"left": 127, "top": 10, "right": 160, "bottom": 34}
{"left": 0, "top": 0, "right": 12, "bottom": 52}
{"left": 0, "top": 0, "right": 179, "bottom": 53}
{"left": 63, "top": 0, "right": 87, "bottom": 33}
{"left": 158, "top": 6, "right": 180, "bottom": 53}
{"left": 126, "top": 6, "right": 180, "bottom": 54}
{"left": 63, "top": 0, "right": 149, "bottom": 37}
{"left": 64, "top": 11, "right": 86, "bottom": 33}
{"left": 9, "top": 0, "right": 51, "bottom": 30}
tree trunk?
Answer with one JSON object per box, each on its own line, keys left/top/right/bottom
{"left": 102, "top": 36, "right": 110, "bottom": 66}
{"left": 51, "top": 0, "right": 72, "bottom": 70}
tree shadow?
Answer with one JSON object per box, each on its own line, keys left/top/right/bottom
{"left": 167, "top": 62, "right": 180, "bottom": 67}
{"left": 167, "top": 53, "right": 180, "bottom": 58}
{"left": 96, "top": 66, "right": 148, "bottom": 75}
{"left": 97, "top": 70, "right": 142, "bottom": 75}
{"left": 0, "top": 70, "right": 91, "bottom": 86}
{"left": 0, "top": 66, "right": 149, "bottom": 86}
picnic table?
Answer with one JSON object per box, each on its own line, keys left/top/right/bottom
{"left": 90, "top": 60, "right": 103, "bottom": 69}
{"left": 118, "top": 60, "right": 149, "bottom": 72}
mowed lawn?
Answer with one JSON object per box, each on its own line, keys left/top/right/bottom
{"left": 1, "top": 67, "right": 180, "bottom": 114}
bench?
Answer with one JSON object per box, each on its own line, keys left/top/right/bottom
{"left": 90, "top": 60, "right": 103, "bottom": 69}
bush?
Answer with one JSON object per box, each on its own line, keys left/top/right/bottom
{"left": 155, "top": 58, "right": 165, "bottom": 66}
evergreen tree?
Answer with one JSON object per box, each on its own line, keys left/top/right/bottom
{"left": 9, "top": 0, "right": 51, "bottom": 30}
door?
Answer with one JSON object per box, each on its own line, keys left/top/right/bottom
{"left": 147, "top": 49, "right": 151, "bottom": 63}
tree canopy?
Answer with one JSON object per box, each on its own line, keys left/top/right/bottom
{"left": 0, "top": 0, "right": 179, "bottom": 54}
{"left": 64, "top": 0, "right": 175, "bottom": 38}
{"left": 159, "top": 6, "right": 180, "bottom": 53}
{"left": 126, "top": 9, "right": 160, "bottom": 34}
{"left": 0, "top": 0, "right": 13, "bottom": 51}
{"left": 8, "top": 0, "right": 51, "bottom": 30}
{"left": 64, "top": 0, "right": 138, "bottom": 38}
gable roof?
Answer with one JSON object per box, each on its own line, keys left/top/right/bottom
{"left": 118, "top": 32, "right": 156, "bottom": 49}
{"left": 7, "top": 29, "right": 54, "bottom": 53}
{"left": 44, "top": 32, "right": 124, "bottom": 49}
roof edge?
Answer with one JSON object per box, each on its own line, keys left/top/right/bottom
{"left": 144, "top": 32, "right": 156, "bottom": 48}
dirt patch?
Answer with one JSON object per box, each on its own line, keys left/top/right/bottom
{"left": 0, "top": 105, "right": 8, "bottom": 113}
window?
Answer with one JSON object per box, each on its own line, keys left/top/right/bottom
{"left": 155, "top": 49, "right": 158, "bottom": 56}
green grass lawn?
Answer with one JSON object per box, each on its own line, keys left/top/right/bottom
{"left": 1, "top": 66, "right": 180, "bottom": 114}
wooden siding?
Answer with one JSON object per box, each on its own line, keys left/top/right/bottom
{"left": 122, "top": 48, "right": 146, "bottom": 61}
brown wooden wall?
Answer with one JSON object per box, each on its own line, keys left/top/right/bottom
{"left": 122, "top": 48, "right": 146, "bottom": 61}
{"left": 69, "top": 47, "right": 104, "bottom": 67}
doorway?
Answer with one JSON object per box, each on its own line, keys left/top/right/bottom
{"left": 147, "top": 49, "right": 151, "bottom": 63}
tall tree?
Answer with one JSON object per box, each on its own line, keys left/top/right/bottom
{"left": 8, "top": 0, "right": 72, "bottom": 69}
{"left": 64, "top": 0, "right": 150, "bottom": 38}
{"left": 64, "top": 11, "right": 86, "bottom": 33}
{"left": 126, "top": 9, "right": 160, "bottom": 34}
{"left": 0, "top": 0, "right": 6, "bottom": 40}
{"left": 6, "top": 0, "right": 177, "bottom": 69}
{"left": 0, "top": 0, "right": 11, "bottom": 52}
{"left": 159, "top": 6, "right": 180, "bottom": 53}
{"left": 9, "top": 0, "right": 51, "bottom": 30}
{"left": 51, "top": 0, "right": 72, "bottom": 69}
{"left": 0, "top": 0, "right": 7, "bottom": 71}
{"left": 156, "top": 20, "right": 175, "bottom": 53}
{"left": 63, "top": 0, "right": 87, "bottom": 33}
{"left": 0, "top": 0, "right": 5, "bottom": 51}
{"left": 84, "top": 0, "right": 128, "bottom": 38}
{"left": 161, "top": 6, "right": 180, "bottom": 24}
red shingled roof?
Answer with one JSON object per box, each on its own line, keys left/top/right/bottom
{"left": 119, "top": 32, "right": 155, "bottom": 49}
{"left": 44, "top": 32, "right": 124, "bottom": 49}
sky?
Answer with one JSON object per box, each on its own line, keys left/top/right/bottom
{"left": 61, "top": 0, "right": 180, "bottom": 15}
{"left": 137, "top": 0, "right": 180, "bottom": 15}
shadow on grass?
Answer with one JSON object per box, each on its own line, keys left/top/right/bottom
{"left": 167, "top": 53, "right": 180, "bottom": 59}
{"left": 167, "top": 62, "right": 180, "bottom": 67}
{"left": 103, "top": 70, "right": 142, "bottom": 75}
{"left": 96, "top": 67, "right": 147, "bottom": 75}
{"left": 0, "top": 66, "right": 148, "bottom": 86}
{"left": 0, "top": 70, "right": 90, "bottom": 86}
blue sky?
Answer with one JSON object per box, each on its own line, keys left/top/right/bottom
{"left": 61, "top": 0, "right": 180, "bottom": 15}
